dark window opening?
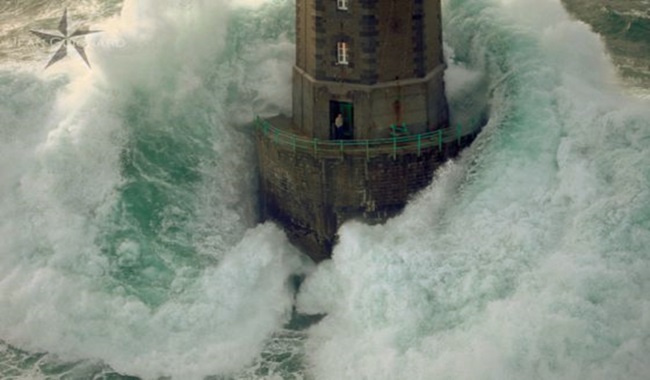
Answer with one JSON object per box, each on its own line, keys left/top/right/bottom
{"left": 330, "top": 101, "right": 354, "bottom": 140}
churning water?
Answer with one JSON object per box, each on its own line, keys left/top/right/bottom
{"left": 0, "top": 0, "right": 648, "bottom": 379}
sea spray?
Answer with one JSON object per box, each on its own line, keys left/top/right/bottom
{"left": 0, "top": 0, "right": 304, "bottom": 379}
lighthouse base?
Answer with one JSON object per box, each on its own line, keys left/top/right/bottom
{"left": 256, "top": 116, "right": 476, "bottom": 262}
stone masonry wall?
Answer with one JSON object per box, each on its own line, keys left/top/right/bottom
{"left": 257, "top": 132, "right": 453, "bottom": 261}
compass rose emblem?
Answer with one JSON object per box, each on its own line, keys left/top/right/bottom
{"left": 30, "top": 8, "right": 101, "bottom": 69}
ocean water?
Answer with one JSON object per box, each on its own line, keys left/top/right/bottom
{"left": 0, "top": 0, "right": 649, "bottom": 379}
{"left": 561, "top": 0, "right": 650, "bottom": 96}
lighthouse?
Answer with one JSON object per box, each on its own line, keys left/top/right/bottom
{"left": 256, "top": 0, "right": 478, "bottom": 261}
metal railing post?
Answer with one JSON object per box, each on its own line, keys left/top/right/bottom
{"left": 392, "top": 136, "right": 397, "bottom": 160}
{"left": 417, "top": 134, "right": 422, "bottom": 156}
{"left": 366, "top": 140, "right": 370, "bottom": 161}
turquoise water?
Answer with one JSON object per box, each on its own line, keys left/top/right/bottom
{"left": 0, "top": 0, "right": 649, "bottom": 379}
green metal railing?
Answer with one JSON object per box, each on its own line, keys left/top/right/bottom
{"left": 255, "top": 117, "right": 481, "bottom": 159}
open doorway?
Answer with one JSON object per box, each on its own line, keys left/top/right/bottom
{"left": 329, "top": 100, "right": 354, "bottom": 140}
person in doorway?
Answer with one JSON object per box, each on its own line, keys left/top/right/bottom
{"left": 334, "top": 113, "right": 344, "bottom": 139}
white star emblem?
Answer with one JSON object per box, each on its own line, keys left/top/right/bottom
{"left": 30, "top": 8, "right": 101, "bottom": 69}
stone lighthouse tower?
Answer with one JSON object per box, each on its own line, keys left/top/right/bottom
{"left": 257, "top": 0, "right": 477, "bottom": 261}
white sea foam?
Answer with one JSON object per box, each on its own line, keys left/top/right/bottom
{"left": 0, "top": 0, "right": 302, "bottom": 379}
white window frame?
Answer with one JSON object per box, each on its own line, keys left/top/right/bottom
{"left": 337, "top": 0, "right": 348, "bottom": 11}
{"left": 337, "top": 41, "right": 349, "bottom": 65}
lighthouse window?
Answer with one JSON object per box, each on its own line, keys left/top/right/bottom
{"left": 337, "top": 0, "right": 348, "bottom": 10}
{"left": 337, "top": 42, "right": 349, "bottom": 65}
